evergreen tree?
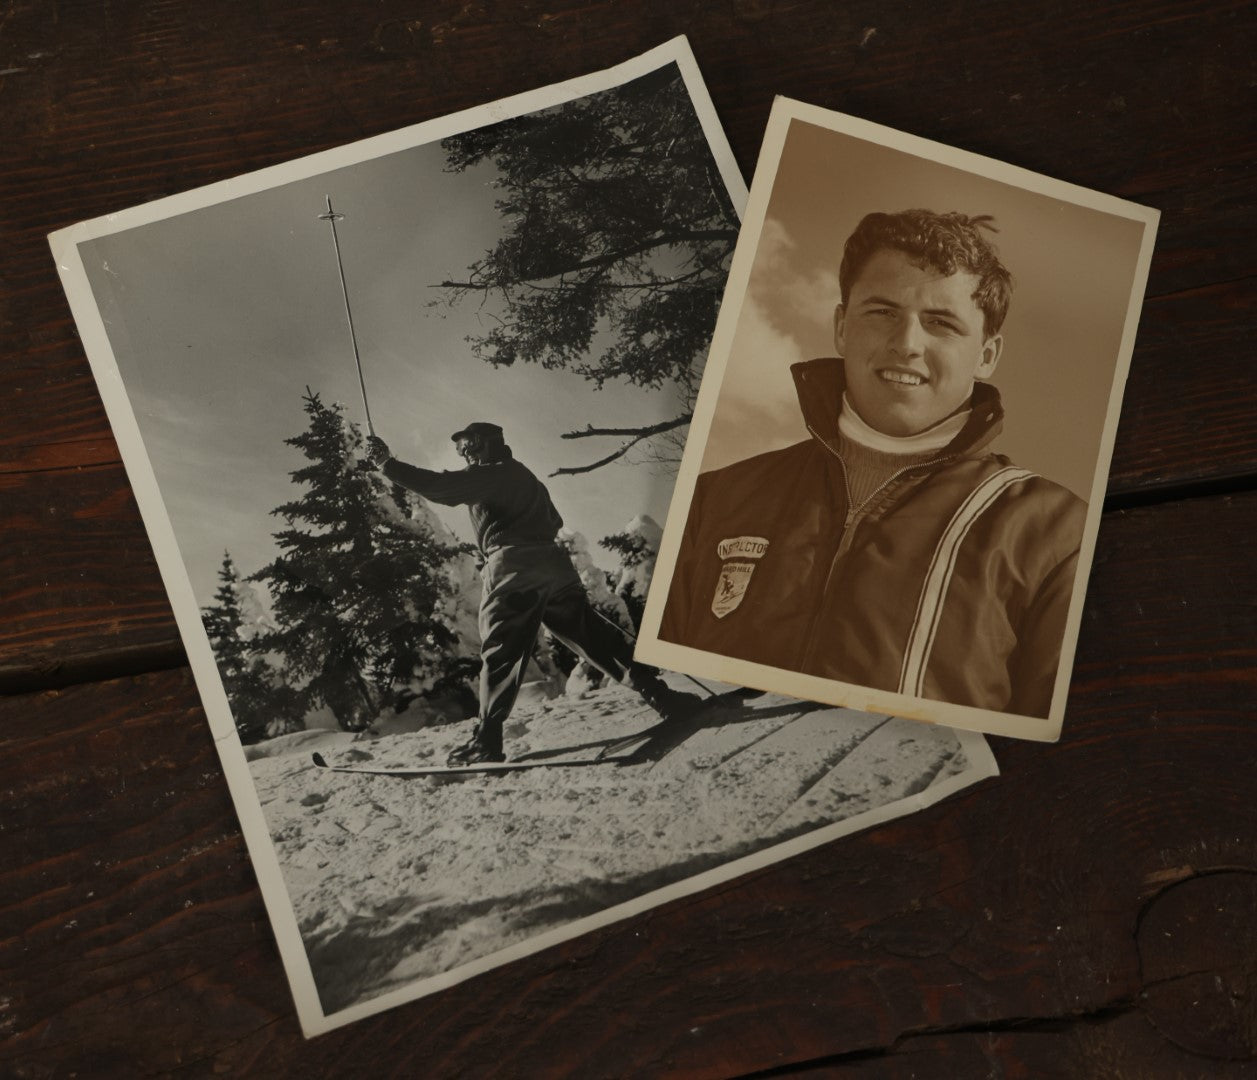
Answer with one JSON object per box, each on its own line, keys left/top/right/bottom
{"left": 439, "top": 64, "right": 739, "bottom": 474}
{"left": 201, "top": 552, "right": 298, "bottom": 743}
{"left": 251, "top": 390, "right": 472, "bottom": 731}
{"left": 600, "top": 516, "right": 662, "bottom": 630}
{"left": 600, "top": 531, "right": 650, "bottom": 629}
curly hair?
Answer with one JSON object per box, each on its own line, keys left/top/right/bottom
{"left": 839, "top": 210, "right": 1013, "bottom": 337}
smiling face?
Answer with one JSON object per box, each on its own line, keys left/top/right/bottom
{"left": 835, "top": 248, "right": 1003, "bottom": 437}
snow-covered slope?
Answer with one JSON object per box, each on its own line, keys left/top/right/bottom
{"left": 249, "top": 680, "right": 981, "bottom": 1016}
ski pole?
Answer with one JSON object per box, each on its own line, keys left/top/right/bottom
{"left": 680, "top": 672, "right": 720, "bottom": 699}
{"left": 318, "top": 195, "right": 375, "bottom": 436}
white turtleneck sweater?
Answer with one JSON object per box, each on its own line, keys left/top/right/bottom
{"left": 835, "top": 393, "right": 971, "bottom": 512}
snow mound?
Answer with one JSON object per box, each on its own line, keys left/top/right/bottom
{"left": 611, "top": 513, "right": 662, "bottom": 602}
{"left": 244, "top": 728, "right": 356, "bottom": 762}
{"left": 621, "top": 513, "right": 662, "bottom": 549}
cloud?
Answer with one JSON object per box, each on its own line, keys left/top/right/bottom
{"left": 702, "top": 293, "right": 810, "bottom": 472}
{"left": 748, "top": 217, "right": 842, "bottom": 354}
{"left": 697, "top": 217, "right": 840, "bottom": 470}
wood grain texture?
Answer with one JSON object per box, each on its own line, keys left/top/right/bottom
{"left": 4, "top": 490, "right": 1256, "bottom": 1078}
{"left": 1, "top": 0, "right": 1255, "bottom": 681}
{"left": 3, "top": 1, "right": 1256, "bottom": 1076}
{"left": 795, "top": 1012, "right": 1257, "bottom": 1078}
{"left": 1137, "top": 871, "right": 1257, "bottom": 1061}
{"left": 0, "top": 463, "right": 184, "bottom": 692}
{"left": 0, "top": 671, "right": 292, "bottom": 1076}
{"left": 1108, "top": 279, "right": 1257, "bottom": 497}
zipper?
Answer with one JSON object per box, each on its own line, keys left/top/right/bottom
{"left": 799, "top": 422, "right": 955, "bottom": 671}
{"left": 808, "top": 422, "right": 955, "bottom": 528}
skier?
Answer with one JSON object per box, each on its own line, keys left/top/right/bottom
{"left": 365, "top": 422, "right": 700, "bottom": 765}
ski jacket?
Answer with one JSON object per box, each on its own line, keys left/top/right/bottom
{"left": 383, "top": 450, "right": 563, "bottom": 556}
{"left": 659, "top": 358, "right": 1086, "bottom": 719}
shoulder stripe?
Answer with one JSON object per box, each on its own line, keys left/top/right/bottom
{"left": 898, "top": 467, "right": 1036, "bottom": 698}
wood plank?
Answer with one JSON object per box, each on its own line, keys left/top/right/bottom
{"left": 792, "top": 1011, "right": 1257, "bottom": 1078}
{"left": 1136, "top": 871, "right": 1257, "bottom": 1061}
{"left": 1109, "top": 278, "right": 1257, "bottom": 496}
{"left": 0, "top": 463, "right": 183, "bottom": 691}
{"left": 3, "top": 489, "right": 1255, "bottom": 1076}
{"left": 0, "top": 670, "right": 296, "bottom": 1075}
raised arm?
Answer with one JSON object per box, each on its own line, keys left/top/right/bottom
{"left": 364, "top": 435, "right": 487, "bottom": 507}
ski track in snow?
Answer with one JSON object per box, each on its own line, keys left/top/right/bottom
{"left": 248, "top": 679, "right": 973, "bottom": 1015}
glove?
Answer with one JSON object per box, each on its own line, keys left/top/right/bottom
{"left": 363, "top": 435, "right": 391, "bottom": 468}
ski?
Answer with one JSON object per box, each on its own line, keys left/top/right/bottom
{"left": 311, "top": 750, "right": 631, "bottom": 777}
{"left": 312, "top": 690, "right": 769, "bottom": 775}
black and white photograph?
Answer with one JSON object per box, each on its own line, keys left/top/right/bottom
{"left": 49, "top": 42, "right": 998, "bottom": 1035}
{"left": 637, "top": 98, "right": 1160, "bottom": 743}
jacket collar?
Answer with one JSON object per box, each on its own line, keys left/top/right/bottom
{"left": 790, "top": 357, "right": 1005, "bottom": 458}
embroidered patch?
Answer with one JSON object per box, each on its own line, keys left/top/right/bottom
{"left": 717, "top": 535, "right": 770, "bottom": 561}
{"left": 711, "top": 560, "right": 757, "bottom": 619}
{"left": 710, "top": 537, "right": 769, "bottom": 618}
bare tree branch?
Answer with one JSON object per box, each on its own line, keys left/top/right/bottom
{"left": 550, "top": 414, "right": 692, "bottom": 477}
{"left": 442, "top": 228, "right": 736, "bottom": 294}
{"left": 559, "top": 415, "right": 693, "bottom": 441}
{"left": 437, "top": 269, "right": 707, "bottom": 295}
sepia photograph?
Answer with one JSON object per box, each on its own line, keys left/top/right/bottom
{"left": 637, "top": 99, "right": 1160, "bottom": 743}
{"left": 49, "top": 42, "right": 998, "bottom": 1036}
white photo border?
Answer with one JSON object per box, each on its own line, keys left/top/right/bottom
{"left": 47, "top": 36, "right": 758, "bottom": 1037}
{"left": 635, "top": 96, "right": 1160, "bottom": 744}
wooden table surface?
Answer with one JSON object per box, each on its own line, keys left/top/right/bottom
{"left": 4, "top": 2, "right": 1256, "bottom": 1076}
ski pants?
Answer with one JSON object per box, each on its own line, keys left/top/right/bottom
{"left": 477, "top": 542, "right": 636, "bottom": 735}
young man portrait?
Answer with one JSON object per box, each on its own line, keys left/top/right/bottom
{"left": 657, "top": 209, "right": 1087, "bottom": 720}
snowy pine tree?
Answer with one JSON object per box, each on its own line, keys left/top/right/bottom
{"left": 201, "top": 552, "right": 299, "bottom": 743}
{"left": 251, "top": 391, "right": 473, "bottom": 731}
{"left": 599, "top": 514, "right": 662, "bottom": 630}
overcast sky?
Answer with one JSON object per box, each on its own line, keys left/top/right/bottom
{"left": 80, "top": 134, "right": 690, "bottom": 607}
